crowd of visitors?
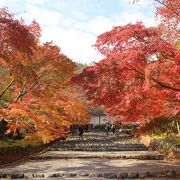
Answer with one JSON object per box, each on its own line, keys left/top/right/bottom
{"left": 71, "top": 123, "right": 126, "bottom": 141}
{"left": 104, "top": 123, "right": 116, "bottom": 135}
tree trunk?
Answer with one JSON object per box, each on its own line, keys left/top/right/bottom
{"left": 176, "top": 120, "right": 180, "bottom": 135}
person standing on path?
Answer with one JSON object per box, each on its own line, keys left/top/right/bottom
{"left": 105, "top": 123, "right": 111, "bottom": 135}
{"left": 85, "top": 124, "right": 89, "bottom": 133}
{"left": 78, "top": 126, "right": 84, "bottom": 140}
{"left": 111, "top": 124, "right": 116, "bottom": 134}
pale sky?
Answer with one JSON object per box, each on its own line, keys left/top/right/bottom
{"left": 0, "top": 0, "right": 156, "bottom": 64}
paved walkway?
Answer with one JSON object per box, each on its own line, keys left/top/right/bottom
{"left": 0, "top": 131, "right": 179, "bottom": 179}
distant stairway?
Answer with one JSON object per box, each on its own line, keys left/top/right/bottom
{"left": 50, "top": 132, "right": 148, "bottom": 151}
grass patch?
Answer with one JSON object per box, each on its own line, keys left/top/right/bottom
{"left": 0, "top": 138, "right": 44, "bottom": 167}
{"left": 148, "top": 133, "right": 180, "bottom": 145}
{"left": 164, "top": 135, "right": 180, "bottom": 145}
{"left": 0, "top": 139, "right": 42, "bottom": 148}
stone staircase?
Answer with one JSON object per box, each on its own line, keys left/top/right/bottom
{"left": 49, "top": 132, "right": 148, "bottom": 152}
{"left": 0, "top": 131, "right": 179, "bottom": 179}
{"left": 33, "top": 131, "right": 165, "bottom": 162}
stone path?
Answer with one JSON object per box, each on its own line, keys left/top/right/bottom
{"left": 0, "top": 131, "right": 179, "bottom": 179}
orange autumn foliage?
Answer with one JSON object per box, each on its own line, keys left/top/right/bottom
{"left": 0, "top": 8, "right": 89, "bottom": 143}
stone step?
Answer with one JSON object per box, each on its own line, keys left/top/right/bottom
{"left": 49, "top": 147, "right": 148, "bottom": 151}
{"left": 51, "top": 143, "right": 146, "bottom": 147}
{"left": 51, "top": 143, "right": 147, "bottom": 147}
{"left": 51, "top": 146, "right": 147, "bottom": 150}
{"left": 50, "top": 146, "right": 147, "bottom": 150}
{"left": 31, "top": 151, "right": 164, "bottom": 160}
{"left": 51, "top": 144, "right": 146, "bottom": 148}
{"left": 53, "top": 139, "right": 138, "bottom": 143}
{"left": 0, "top": 170, "right": 179, "bottom": 179}
{"left": 30, "top": 154, "right": 164, "bottom": 160}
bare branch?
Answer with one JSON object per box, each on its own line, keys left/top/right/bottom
{"left": 127, "top": 65, "right": 180, "bottom": 92}
{"left": 0, "top": 79, "right": 15, "bottom": 100}
{"left": 155, "top": 0, "right": 180, "bottom": 17}
{"left": 15, "top": 82, "right": 37, "bottom": 102}
{"left": 152, "top": 78, "right": 180, "bottom": 91}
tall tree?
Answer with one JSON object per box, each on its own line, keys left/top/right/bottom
{"left": 0, "top": 8, "right": 89, "bottom": 142}
{"left": 73, "top": 1, "right": 179, "bottom": 127}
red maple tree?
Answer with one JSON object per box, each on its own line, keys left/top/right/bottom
{"left": 73, "top": 0, "right": 180, "bottom": 126}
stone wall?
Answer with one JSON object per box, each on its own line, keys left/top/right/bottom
{"left": 0, "top": 142, "right": 52, "bottom": 167}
